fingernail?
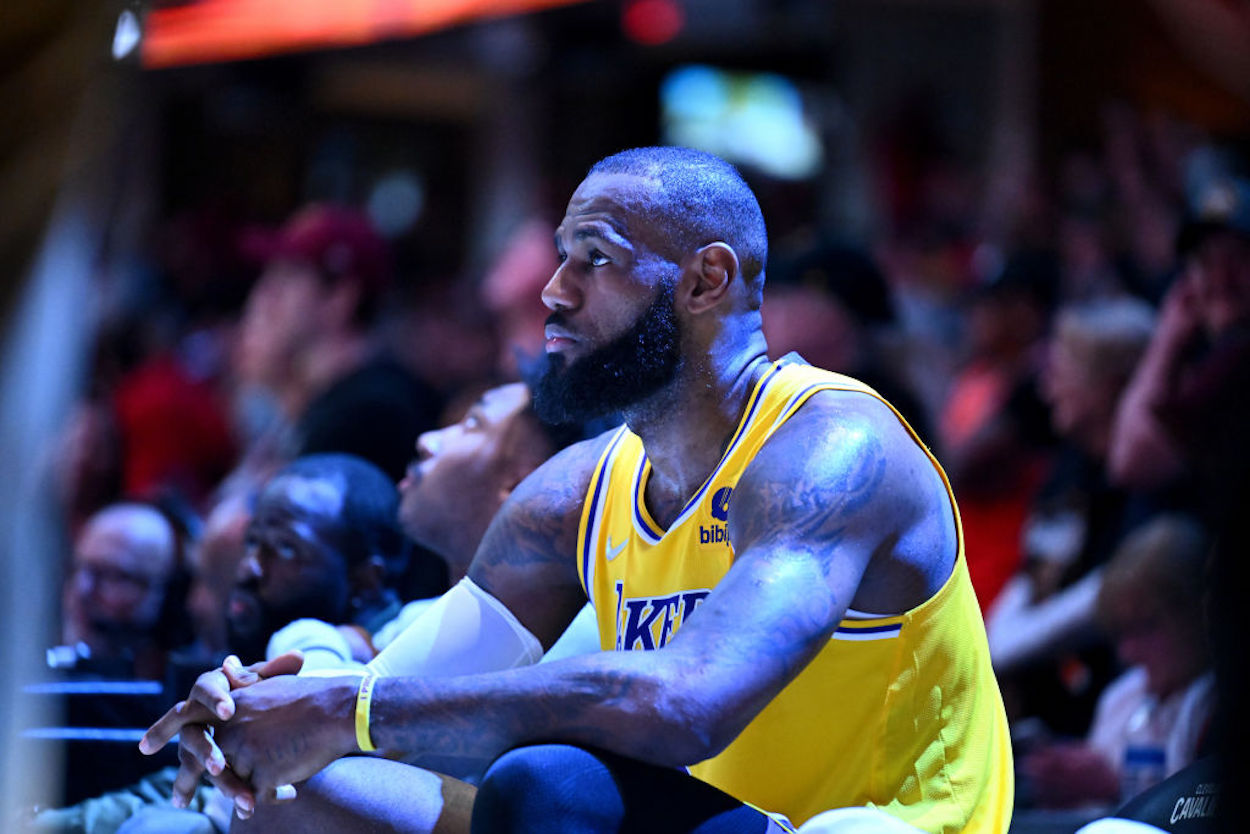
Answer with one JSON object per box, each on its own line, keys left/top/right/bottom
{"left": 171, "top": 794, "right": 186, "bottom": 809}
{"left": 137, "top": 738, "right": 151, "bottom": 755}
{"left": 217, "top": 703, "right": 233, "bottom": 720}
{"left": 208, "top": 754, "right": 223, "bottom": 775}
{"left": 275, "top": 784, "right": 297, "bottom": 801}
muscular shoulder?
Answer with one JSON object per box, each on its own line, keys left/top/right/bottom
{"left": 468, "top": 428, "right": 619, "bottom": 643}
{"left": 495, "top": 428, "right": 617, "bottom": 554}
{"left": 730, "top": 389, "right": 955, "bottom": 610}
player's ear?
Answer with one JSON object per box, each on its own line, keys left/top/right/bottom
{"left": 683, "top": 242, "right": 739, "bottom": 315}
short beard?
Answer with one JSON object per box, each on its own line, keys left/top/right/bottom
{"left": 226, "top": 580, "right": 347, "bottom": 660}
{"left": 533, "top": 283, "right": 682, "bottom": 425}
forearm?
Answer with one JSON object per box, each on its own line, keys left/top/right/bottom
{"left": 1108, "top": 333, "right": 1190, "bottom": 486}
{"left": 369, "top": 650, "right": 719, "bottom": 769}
{"left": 986, "top": 571, "right": 1101, "bottom": 673}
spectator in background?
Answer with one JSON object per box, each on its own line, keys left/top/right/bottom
{"left": 938, "top": 252, "right": 1058, "bottom": 610}
{"left": 182, "top": 493, "right": 251, "bottom": 661}
{"left": 110, "top": 335, "right": 238, "bottom": 513}
{"left": 479, "top": 217, "right": 561, "bottom": 380}
{"left": 762, "top": 241, "right": 931, "bottom": 441}
{"left": 1109, "top": 174, "right": 1250, "bottom": 518}
{"left": 988, "top": 296, "right": 1161, "bottom": 737}
{"left": 29, "top": 457, "right": 407, "bottom": 834}
{"left": 1108, "top": 171, "right": 1250, "bottom": 834}
{"left": 1021, "top": 515, "right": 1214, "bottom": 810}
{"left": 234, "top": 204, "right": 444, "bottom": 485}
{"left": 59, "top": 504, "right": 184, "bottom": 680}
{"left": 1055, "top": 152, "right": 1126, "bottom": 302}
{"left": 53, "top": 321, "right": 237, "bottom": 532}
{"left": 225, "top": 454, "right": 407, "bottom": 670}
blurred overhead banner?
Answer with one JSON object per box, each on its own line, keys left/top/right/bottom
{"left": 141, "top": 0, "right": 588, "bottom": 68}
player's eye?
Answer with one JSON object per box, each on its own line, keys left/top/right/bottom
{"left": 588, "top": 249, "right": 610, "bottom": 267}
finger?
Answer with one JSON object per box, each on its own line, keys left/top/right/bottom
{"left": 234, "top": 794, "right": 256, "bottom": 821}
{"left": 218, "top": 754, "right": 258, "bottom": 820}
{"left": 178, "top": 724, "right": 227, "bottom": 777}
{"left": 255, "top": 650, "right": 304, "bottom": 679}
{"left": 223, "top": 654, "right": 255, "bottom": 688}
{"left": 171, "top": 746, "right": 206, "bottom": 809}
{"left": 206, "top": 763, "right": 257, "bottom": 813}
{"left": 191, "top": 667, "right": 237, "bottom": 720}
{"left": 140, "top": 700, "right": 218, "bottom": 754}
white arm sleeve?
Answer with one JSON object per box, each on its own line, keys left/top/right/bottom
{"left": 366, "top": 577, "right": 543, "bottom": 678}
{"left": 266, "top": 618, "right": 366, "bottom": 674}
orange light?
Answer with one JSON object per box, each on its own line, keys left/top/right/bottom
{"left": 142, "top": 0, "right": 589, "bottom": 69}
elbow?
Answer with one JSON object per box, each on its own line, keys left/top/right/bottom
{"left": 585, "top": 653, "right": 761, "bottom": 767}
{"left": 640, "top": 680, "right": 749, "bottom": 767}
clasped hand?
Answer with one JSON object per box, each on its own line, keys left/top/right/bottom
{"left": 138, "top": 652, "right": 359, "bottom": 819}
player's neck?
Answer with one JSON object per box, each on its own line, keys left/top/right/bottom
{"left": 627, "top": 335, "right": 770, "bottom": 523}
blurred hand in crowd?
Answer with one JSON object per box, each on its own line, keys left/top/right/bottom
{"left": 1023, "top": 741, "right": 1119, "bottom": 809}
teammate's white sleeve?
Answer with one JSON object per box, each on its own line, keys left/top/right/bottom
{"left": 366, "top": 576, "right": 543, "bottom": 678}
{"left": 540, "top": 603, "right": 600, "bottom": 663}
{"left": 266, "top": 618, "right": 366, "bottom": 674}
{"left": 372, "top": 597, "right": 438, "bottom": 652}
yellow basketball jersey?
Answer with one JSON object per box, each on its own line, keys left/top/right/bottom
{"left": 575, "top": 358, "right": 1013, "bottom": 831}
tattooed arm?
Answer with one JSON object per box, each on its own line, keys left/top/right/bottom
{"left": 149, "top": 392, "right": 956, "bottom": 799}
{"left": 461, "top": 430, "right": 606, "bottom": 648}
{"left": 358, "top": 390, "right": 957, "bottom": 766}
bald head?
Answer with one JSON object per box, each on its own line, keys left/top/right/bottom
{"left": 66, "top": 503, "right": 178, "bottom": 655}
{"left": 79, "top": 503, "right": 177, "bottom": 578}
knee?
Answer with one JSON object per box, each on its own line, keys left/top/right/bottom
{"left": 472, "top": 744, "right": 621, "bottom": 834}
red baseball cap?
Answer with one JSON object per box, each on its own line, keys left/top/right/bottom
{"left": 244, "top": 203, "right": 392, "bottom": 292}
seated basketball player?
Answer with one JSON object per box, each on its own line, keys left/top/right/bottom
{"left": 142, "top": 147, "right": 1012, "bottom": 833}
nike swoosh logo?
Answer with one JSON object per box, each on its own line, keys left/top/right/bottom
{"left": 605, "top": 536, "right": 627, "bottom": 561}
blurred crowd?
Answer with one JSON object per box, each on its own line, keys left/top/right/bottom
{"left": 25, "top": 101, "right": 1249, "bottom": 831}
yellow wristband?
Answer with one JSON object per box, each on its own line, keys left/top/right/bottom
{"left": 355, "top": 674, "right": 378, "bottom": 753}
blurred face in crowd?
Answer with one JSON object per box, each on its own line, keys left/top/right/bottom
{"left": 1041, "top": 329, "right": 1117, "bottom": 453}
{"left": 480, "top": 218, "right": 560, "bottom": 377}
{"left": 967, "top": 293, "right": 1046, "bottom": 361}
{"left": 186, "top": 495, "right": 250, "bottom": 655}
{"left": 533, "top": 173, "right": 684, "bottom": 424}
{"left": 235, "top": 259, "right": 330, "bottom": 390}
{"left": 400, "top": 383, "right": 548, "bottom": 578}
{"left": 1104, "top": 597, "right": 1207, "bottom": 699}
{"left": 762, "top": 286, "right": 857, "bottom": 371}
{"left": 226, "top": 473, "right": 351, "bottom": 659}
{"left": 65, "top": 505, "right": 175, "bottom": 654}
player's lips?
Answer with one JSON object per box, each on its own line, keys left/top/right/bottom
{"left": 399, "top": 462, "right": 423, "bottom": 492}
{"left": 227, "top": 589, "right": 259, "bottom": 619}
{"left": 544, "top": 324, "right": 579, "bottom": 352}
